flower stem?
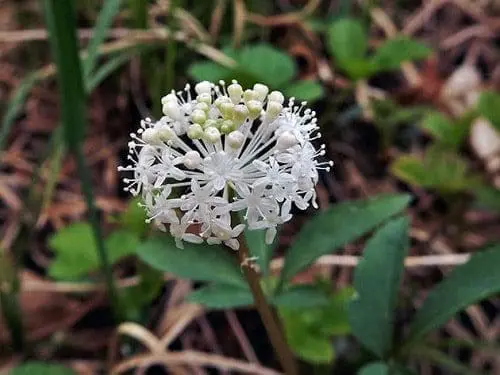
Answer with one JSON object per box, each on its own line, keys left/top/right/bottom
{"left": 237, "top": 242, "right": 299, "bottom": 375}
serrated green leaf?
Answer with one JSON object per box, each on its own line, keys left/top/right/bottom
{"left": 272, "top": 284, "right": 330, "bottom": 308}
{"left": 371, "top": 37, "right": 431, "bottom": 73}
{"left": 327, "top": 18, "right": 368, "bottom": 79}
{"left": 421, "top": 111, "right": 469, "bottom": 148}
{"left": 391, "top": 146, "right": 477, "bottom": 194}
{"left": 406, "top": 244, "right": 500, "bottom": 344}
{"left": 349, "top": 217, "right": 409, "bottom": 358}
{"left": 48, "top": 223, "right": 139, "bottom": 280}
{"left": 390, "top": 155, "right": 429, "bottom": 187}
{"left": 10, "top": 362, "right": 75, "bottom": 375}
{"left": 478, "top": 91, "right": 500, "bottom": 130}
{"left": 279, "top": 194, "right": 411, "bottom": 287}
{"left": 282, "top": 80, "right": 324, "bottom": 102}
{"left": 186, "top": 283, "right": 252, "bottom": 309}
{"left": 240, "top": 44, "right": 296, "bottom": 88}
{"left": 136, "top": 235, "right": 246, "bottom": 287}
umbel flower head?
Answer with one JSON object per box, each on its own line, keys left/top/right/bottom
{"left": 119, "top": 80, "right": 332, "bottom": 249}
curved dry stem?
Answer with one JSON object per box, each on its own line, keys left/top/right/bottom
{"left": 111, "top": 350, "right": 281, "bottom": 375}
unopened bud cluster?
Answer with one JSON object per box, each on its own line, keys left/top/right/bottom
{"left": 119, "top": 80, "right": 332, "bottom": 249}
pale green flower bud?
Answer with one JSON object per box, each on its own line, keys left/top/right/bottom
{"left": 157, "top": 126, "right": 176, "bottom": 141}
{"left": 268, "top": 90, "right": 284, "bottom": 104}
{"left": 163, "top": 101, "right": 182, "bottom": 120}
{"left": 197, "top": 93, "right": 212, "bottom": 105}
{"left": 195, "top": 102, "right": 209, "bottom": 112}
{"left": 183, "top": 150, "right": 202, "bottom": 169}
{"left": 220, "top": 120, "right": 235, "bottom": 134}
{"left": 141, "top": 128, "right": 160, "bottom": 144}
{"left": 203, "top": 119, "right": 218, "bottom": 130}
{"left": 228, "top": 82, "right": 243, "bottom": 104}
{"left": 191, "top": 109, "right": 207, "bottom": 124}
{"left": 220, "top": 102, "right": 235, "bottom": 119}
{"left": 227, "top": 130, "right": 245, "bottom": 148}
{"left": 276, "top": 131, "right": 298, "bottom": 150}
{"left": 247, "top": 100, "right": 263, "bottom": 119}
{"left": 253, "top": 83, "right": 269, "bottom": 101}
{"left": 204, "top": 126, "right": 221, "bottom": 143}
{"left": 195, "top": 81, "right": 212, "bottom": 95}
{"left": 233, "top": 104, "right": 249, "bottom": 125}
{"left": 161, "top": 93, "right": 177, "bottom": 105}
{"left": 187, "top": 124, "right": 204, "bottom": 139}
{"left": 243, "top": 89, "right": 257, "bottom": 103}
{"left": 266, "top": 101, "right": 283, "bottom": 120}
{"left": 214, "top": 96, "right": 231, "bottom": 111}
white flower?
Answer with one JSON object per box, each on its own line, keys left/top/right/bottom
{"left": 119, "top": 80, "right": 332, "bottom": 249}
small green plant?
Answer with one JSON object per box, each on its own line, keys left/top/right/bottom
{"left": 326, "top": 18, "right": 431, "bottom": 81}
{"left": 9, "top": 362, "right": 75, "bottom": 375}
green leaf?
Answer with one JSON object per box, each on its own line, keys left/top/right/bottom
{"left": 391, "top": 146, "right": 478, "bottom": 194}
{"left": 188, "top": 61, "right": 231, "bottom": 83}
{"left": 120, "top": 265, "right": 163, "bottom": 321}
{"left": 421, "top": 112, "right": 469, "bottom": 148}
{"left": 279, "top": 194, "right": 411, "bottom": 287}
{"left": 349, "top": 217, "right": 409, "bottom": 358}
{"left": 327, "top": 18, "right": 368, "bottom": 79}
{"left": 272, "top": 284, "right": 330, "bottom": 308}
{"left": 10, "top": 362, "right": 75, "bottom": 375}
{"left": 282, "top": 80, "right": 324, "bottom": 102}
{"left": 83, "top": 0, "right": 122, "bottom": 79}
{"left": 186, "top": 283, "right": 253, "bottom": 309}
{"left": 240, "top": 44, "right": 296, "bottom": 88}
{"left": 119, "top": 197, "right": 148, "bottom": 236}
{"left": 406, "top": 244, "right": 500, "bottom": 344}
{"left": 280, "top": 307, "right": 335, "bottom": 364}
{"left": 244, "top": 227, "right": 274, "bottom": 277}
{"left": 136, "top": 235, "right": 246, "bottom": 287}
{"left": 279, "top": 286, "right": 353, "bottom": 364}
{"left": 478, "top": 91, "right": 500, "bottom": 130}
{"left": 370, "top": 37, "right": 431, "bottom": 73}
{"left": 358, "top": 362, "right": 390, "bottom": 375}
{"left": 473, "top": 186, "right": 500, "bottom": 212}
{"left": 48, "top": 224, "right": 139, "bottom": 280}
{"left": 320, "top": 287, "right": 354, "bottom": 336}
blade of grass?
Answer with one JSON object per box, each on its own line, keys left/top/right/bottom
{"left": 87, "top": 46, "right": 151, "bottom": 92}
{"left": 83, "top": 0, "right": 123, "bottom": 79}
{"left": 0, "top": 252, "right": 24, "bottom": 351}
{"left": 0, "top": 73, "right": 39, "bottom": 153}
{"left": 129, "top": 0, "right": 148, "bottom": 29}
{"left": 43, "top": 0, "right": 122, "bottom": 321}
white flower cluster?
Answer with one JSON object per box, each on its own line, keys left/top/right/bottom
{"left": 119, "top": 80, "right": 332, "bottom": 249}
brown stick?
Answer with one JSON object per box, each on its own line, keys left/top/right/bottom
{"left": 237, "top": 243, "right": 298, "bottom": 375}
